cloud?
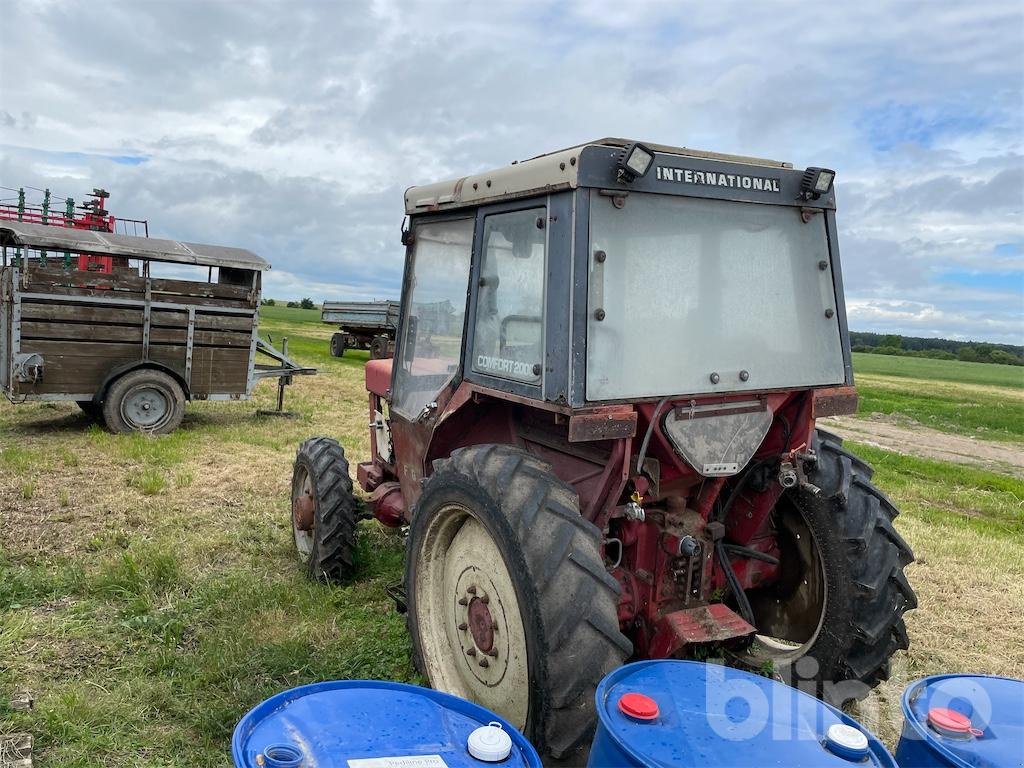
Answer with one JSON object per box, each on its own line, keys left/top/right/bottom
{"left": 0, "top": 0, "right": 1021, "bottom": 344}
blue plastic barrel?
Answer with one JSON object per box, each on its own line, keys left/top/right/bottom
{"left": 895, "top": 674, "right": 1023, "bottom": 768}
{"left": 232, "top": 680, "right": 542, "bottom": 768}
{"left": 588, "top": 660, "right": 897, "bottom": 767}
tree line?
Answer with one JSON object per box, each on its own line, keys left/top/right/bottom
{"left": 261, "top": 298, "right": 316, "bottom": 310}
{"left": 850, "top": 332, "right": 1023, "bottom": 366}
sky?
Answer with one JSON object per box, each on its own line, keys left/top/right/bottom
{"left": 1, "top": 0, "right": 1021, "bottom": 344}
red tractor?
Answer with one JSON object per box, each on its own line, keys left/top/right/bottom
{"left": 290, "top": 139, "right": 917, "bottom": 758}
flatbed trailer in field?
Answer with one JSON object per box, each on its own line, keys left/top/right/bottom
{"left": 321, "top": 299, "right": 399, "bottom": 359}
{"left": 0, "top": 222, "right": 315, "bottom": 434}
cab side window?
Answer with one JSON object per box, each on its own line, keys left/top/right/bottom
{"left": 392, "top": 217, "right": 474, "bottom": 419}
{"left": 472, "top": 208, "right": 546, "bottom": 384}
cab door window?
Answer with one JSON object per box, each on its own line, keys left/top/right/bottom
{"left": 472, "top": 208, "right": 546, "bottom": 384}
{"left": 392, "top": 217, "right": 474, "bottom": 419}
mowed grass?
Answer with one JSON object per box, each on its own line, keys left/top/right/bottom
{"left": 853, "top": 352, "right": 1024, "bottom": 389}
{"left": 0, "top": 310, "right": 1021, "bottom": 764}
{"left": 0, "top": 305, "right": 415, "bottom": 765}
{"left": 852, "top": 352, "right": 1024, "bottom": 442}
{"left": 847, "top": 441, "right": 1024, "bottom": 745}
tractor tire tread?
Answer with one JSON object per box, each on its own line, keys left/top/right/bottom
{"left": 415, "top": 443, "right": 631, "bottom": 759}
{"left": 294, "top": 437, "right": 358, "bottom": 581}
{"left": 807, "top": 431, "right": 917, "bottom": 704}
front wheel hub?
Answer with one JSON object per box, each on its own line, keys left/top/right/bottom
{"left": 467, "top": 597, "right": 495, "bottom": 653}
{"left": 453, "top": 567, "right": 511, "bottom": 686}
{"left": 293, "top": 492, "right": 315, "bottom": 532}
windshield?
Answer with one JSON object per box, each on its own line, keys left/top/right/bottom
{"left": 587, "top": 193, "right": 845, "bottom": 400}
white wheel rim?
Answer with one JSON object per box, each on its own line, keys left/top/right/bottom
{"left": 415, "top": 503, "right": 530, "bottom": 728}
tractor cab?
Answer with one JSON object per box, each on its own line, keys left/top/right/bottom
{"left": 293, "top": 139, "right": 915, "bottom": 761}
{"left": 382, "top": 139, "right": 851, "bottom": 495}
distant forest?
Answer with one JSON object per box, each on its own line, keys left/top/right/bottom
{"left": 850, "top": 332, "right": 1023, "bottom": 366}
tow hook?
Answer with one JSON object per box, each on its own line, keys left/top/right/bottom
{"left": 778, "top": 461, "right": 799, "bottom": 489}
{"left": 779, "top": 448, "right": 821, "bottom": 495}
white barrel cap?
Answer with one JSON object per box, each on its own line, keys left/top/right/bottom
{"left": 825, "top": 723, "right": 870, "bottom": 759}
{"left": 467, "top": 721, "right": 513, "bottom": 762}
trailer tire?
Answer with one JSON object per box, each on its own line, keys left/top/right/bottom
{"left": 330, "top": 333, "right": 347, "bottom": 357}
{"left": 76, "top": 400, "right": 103, "bottom": 420}
{"left": 742, "top": 429, "right": 917, "bottom": 707}
{"left": 102, "top": 369, "right": 185, "bottom": 435}
{"left": 291, "top": 437, "right": 358, "bottom": 582}
{"left": 370, "top": 335, "right": 389, "bottom": 359}
{"left": 406, "top": 444, "right": 631, "bottom": 759}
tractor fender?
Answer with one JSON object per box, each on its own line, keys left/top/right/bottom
{"left": 365, "top": 357, "right": 392, "bottom": 398}
{"left": 97, "top": 361, "right": 191, "bottom": 403}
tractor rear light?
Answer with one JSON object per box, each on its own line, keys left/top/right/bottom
{"left": 617, "top": 142, "right": 654, "bottom": 183}
{"left": 800, "top": 167, "right": 836, "bottom": 199}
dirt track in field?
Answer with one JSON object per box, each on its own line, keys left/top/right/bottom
{"left": 822, "top": 414, "right": 1024, "bottom": 477}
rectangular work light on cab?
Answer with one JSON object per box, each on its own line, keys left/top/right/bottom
{"left": 800, "top": 167, "right": 835, "bottom": 200}
{"left": 617, "top": 142, "right": 654, "bottom": 183}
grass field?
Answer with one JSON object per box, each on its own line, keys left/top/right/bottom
{"left": 852, "top": 352, "right": 1024, "bottom": 442}
{"left": 852, "top": 352, "right": 1024, "bottom": 389}
{"left": 1, "top": 308, "right": 1022, "bottom": 764}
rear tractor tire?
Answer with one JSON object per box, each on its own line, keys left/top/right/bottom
{"left": 406, "top": 444, "right": 631, "bottom": 759}
{"left": 741, "top": 429, "right": 917, "bottom": 707}
{"left": 330, "top": 332, "right": 347, "bottom": 357}
{"left": 291, "top": 437, "right": 359, "bottom": 582}
{"left": 102, "top": 369, "right": 185, "bottom": 435}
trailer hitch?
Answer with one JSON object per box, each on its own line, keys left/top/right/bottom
{"left": 778, "top": 445, "right": 820, "bottom": 495}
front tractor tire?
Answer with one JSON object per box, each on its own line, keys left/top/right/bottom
{"left": 291, "top": 437, "right": 358, "bottom": 581}
{"left": 743, "top": 429, "right": 917, "bottom": 706}
{"left": 406, "top": 445, "right": 631, "bottom": 759}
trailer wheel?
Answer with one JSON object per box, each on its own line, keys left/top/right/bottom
{"left": 76, "top": 400, "right": 102, "bottom": 420}
{"left": 739, "top": 429, "right": 917, "bottom": 707}
{"left": 369, "top": 335, "right": 389, "bottom": 359}
{"left": 291, "top": 437, "right": 358, "bottom": 581}
{"left": 406, "top": 444, "right": 631, "bottom": 758}
{"left": 330, "top": 333, "right": 347, "bottom": 357}
{"left": 102, "top": 369, "right": 185, "bottom": 435}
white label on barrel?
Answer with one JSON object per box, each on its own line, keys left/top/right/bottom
{"left": 347, "top": 756, "right": 449, "bottom": 768}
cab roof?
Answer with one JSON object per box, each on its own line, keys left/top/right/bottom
{"left": 405, "top": 138, "right": 793, "bottom": 215}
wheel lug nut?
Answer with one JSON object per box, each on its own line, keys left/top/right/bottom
{"left": 466, "top": 585, "right": 477, "bottom": 595}
{"left": 466, "top": 648, "right": 476, "bottom": 657}
{"left": 478, "top": 658, "right": 489, "bottom": 668}
{"left": 458, "top": 622, "right": 468, "bottom": 631}
{"left": 480, "top": 595, "right": 489, "bottom": 605}
{"left": 458, "top": 597, "right": 469, "bottom": 606}
{"left": 491, "top": 620, "right": 498, "bottom": 631}
{"left": 487, "top": 649, "right": 498, "bottom": 658}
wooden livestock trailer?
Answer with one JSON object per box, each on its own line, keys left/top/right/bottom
{"left": 0, "top": 222, "right": 314, "bottom": 434}
{"left": 321, "top": 299, "right": 399, "bottom": 359}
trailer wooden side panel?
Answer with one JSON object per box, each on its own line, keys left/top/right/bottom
{"left": 5, "top": 266, "right": 257, "bottom": 399}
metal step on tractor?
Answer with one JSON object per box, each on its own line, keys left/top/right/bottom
{"left": 289, "top": 139, "right": 918, "bottom": 759}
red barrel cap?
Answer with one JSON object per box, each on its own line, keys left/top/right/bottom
{"left": 618, "top": 692, "right": 659, "bottom": 721}
{"left": 928, "top": 708, "right": 981, "bottom": 737}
